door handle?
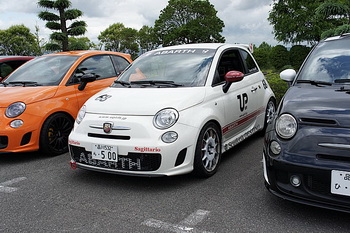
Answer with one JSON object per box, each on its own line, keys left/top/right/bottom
{"left": 251, "top": 86, "right": 258, "bottom": 93}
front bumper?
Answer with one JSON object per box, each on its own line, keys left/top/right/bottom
{"left": 69, "top": 113, "right": 199, "bottom": 176}
{"left": 263, "top": 129, "right": 350, "bottom": 213}
{"left": 0, "top": 109, "right": 42, "bottom": 153}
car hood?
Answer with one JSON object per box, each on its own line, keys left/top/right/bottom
{"left": 0, "top": 86, "right": 57, "bottom": 107}
{"left": 281, "top": 85, "right": 350, "bottom": 127}
{"left": 85, "top": 87, "right": 206, "bottom": 115}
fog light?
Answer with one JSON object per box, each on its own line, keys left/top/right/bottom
{"left": 10, "top": 119, "right": 23, "bottom": 128}
{"left": 161, "top": 131, "right": 178, "bottom": 143}
{"left": 290, "top": 175, "right": 301, "bottom": 187}
{"left": 270, "top": 141, "right": 281, "bottom": 155}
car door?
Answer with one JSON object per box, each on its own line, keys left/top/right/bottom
{"left": 70, "top": 55, "right": 129, "bottom": 108}
{"left": 216, "top": 49, "right": 257, "bottom": 141}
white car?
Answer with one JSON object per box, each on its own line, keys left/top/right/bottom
{"left": 68, "top": 43, "right": 275, "bottom": 177}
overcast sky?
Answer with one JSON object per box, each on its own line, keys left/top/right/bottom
{"left": 0, "top": 0, "right": 278, "bottom": 47}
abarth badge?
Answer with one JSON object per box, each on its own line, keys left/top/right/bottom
{"left": 103, "top": 122, "right": 113, "bottom": 134}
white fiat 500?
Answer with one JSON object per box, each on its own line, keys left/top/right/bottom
{"left": 69, "top": 43, "right": 275, "bottom": 177}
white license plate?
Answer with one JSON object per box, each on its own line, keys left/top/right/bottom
{"left": 331, "top": 170, "right": 350, "bottom": 196}
{"left": 92, "top": 144, "right": 118, "bottom": 161}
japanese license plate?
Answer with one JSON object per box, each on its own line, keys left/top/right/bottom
{"left": 331, "top": 170, "right": 350, "bottom": 196}
{"left": 92, "top": 144, "right": 118, "bottom": 161}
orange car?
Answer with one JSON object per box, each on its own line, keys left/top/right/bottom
{"left": 0, "top": 50, "right": 132, "bottom": 156}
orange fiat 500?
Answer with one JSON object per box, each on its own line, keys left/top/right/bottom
{"left": 0, "top": 50, "right": 132, "bottom": 156}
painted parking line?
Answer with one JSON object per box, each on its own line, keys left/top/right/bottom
{"left": 142, "top": 209, "right": 214, "bottom": 233}
{"left": 0, "top": 177, "right": 27, "bottom": 193}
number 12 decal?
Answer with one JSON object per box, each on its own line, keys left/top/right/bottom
{"left": 237, "top": 93, "right": 248, "bottom": 111}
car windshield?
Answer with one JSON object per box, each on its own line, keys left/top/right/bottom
{"left": 113, "top": 48, "right": 215, "bottom": 87}
{"left": 3, "top": 55, "right": 78, "bottom": 86}
{"left": 297, "top": 37, "right": 350, "bottom": 84}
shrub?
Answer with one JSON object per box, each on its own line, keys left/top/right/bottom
{"left": 264, "top": 70, "right": 289, "bottom": 104}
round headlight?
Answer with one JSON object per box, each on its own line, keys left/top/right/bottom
{"left": 276, "top": 113, "right": 297, "bottom": 139}
{"left": 76, "top": 105, "right": 86, "bottom": 124}
{"left": 6, "top": 102, "right": 26, "bottom": 118}
{"left": 153, "top": 108, "right": 179, "bottom": 129}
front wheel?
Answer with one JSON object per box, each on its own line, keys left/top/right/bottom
{"left": 193, "top": 122, "right": 222, "bottom": 178}
{"left": 40, "top": 113, "right": 74, "bottom": 156}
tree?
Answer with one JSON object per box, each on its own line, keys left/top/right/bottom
{"left": 38, "top": 0, "right": 87, "bottom": 51}
{"left": 0, "top": 25, "right": 41, "bottom": 56}
{"left": 68, "top": 37, "right": 95, "bottom": 50}
{"left": 268, "top": 0, "right": 332, "bottom": 45}
{"left": 270, "top": 45, "right": 290, "bottom": 71}
{"left": 98, "top": 23, "right": 139, "bottom": 59}
{"left": 253, "top": 42, "right": 272, "bottom": 69}
{"left": 138, "top": 25, "right": 159, "bottom": 53}
{"left": 154, "top": 0, "right": 225, "bottom": 46}
{"left": 316, "top": 1, "right": 350, "bottom": 38}
{"left": 289, "top": 45, "right": 311, "bottom": 70}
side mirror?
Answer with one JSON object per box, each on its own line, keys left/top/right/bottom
{"left": 223, "top": 71, "right": 245, "bottom": 93}
{"left": 0, "top": 77, "right": 3, "bottom": 82}
{"left": 78, "top": 73, "right": 97, "bottom": 91}
{"left": 280, "top": 69, "right": 296, "bottom": 82}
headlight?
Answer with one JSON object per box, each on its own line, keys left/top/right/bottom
{"left": 275, "top": 113, "right": 297, "bottom": 139}
{"left": 6, "top": 102, "right": 26, "bottom": 118}
{"left": 76, "top": 105, "right": 86, "bottom": 124}
{"left": 153, "top": 108, "right": 179, "bottom": 129}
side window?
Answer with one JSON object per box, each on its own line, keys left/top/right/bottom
{"left": 213, "top": 49, "right": 244, "bottom": 85}
{"left": 71, "top": 55, "right": 116, "bottom": 84}
{"left": 111, "top": 55, "right": 130, "bottom": 75}
{"left": 0, "top": 63, "right": 14, "bottom": 78}
{"left": 240, "top": 50, "right": 258, "bottom": 74}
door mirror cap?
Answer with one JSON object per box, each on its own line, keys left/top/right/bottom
{"left": 78, "top": 73, "right": 98, "bottom": 91}
{"left": 223, "top": 71, "right": 245, "bottom": 93}
{"left": 280, "top": 69, "right": 296, "bottom": 82}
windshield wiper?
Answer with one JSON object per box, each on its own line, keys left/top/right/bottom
{"left": 296, "top": 80, "right": 332, "bottom": 86}
{"left": 334, "top": 79, "right": 350, "bottom": 84}
{"left": 8, "top": 81, "right": 40, "bottom": 86}
{"left": 114, "top": 80, "right": 131, "bottom": 87}
{"left": 130, "top": 80, "right": 183, "bottom": 87}
{"left": 0, "top": 82, "right": 7, "bottom": 87}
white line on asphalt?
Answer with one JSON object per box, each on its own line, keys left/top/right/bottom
{"left": 0, "top": 177, "right": 27, "bottom": 193}
{"left": 142, "top": 209, "right": 213, "bottom": 233}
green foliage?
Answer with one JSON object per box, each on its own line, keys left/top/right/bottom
{"left": 98, "top": 23, "right": 139, "bottom": 59}
{"left": 0, "top": 25, "right": 41, "bottom": 56}
{"left": 270, "top": 45, "right": 290, "bottom": 71}
{"left": 253, "top": 42, "right": 273, "bottom": 69}
{"left": 138, "top": 26, "right": 159, "bottom": 52}
{"left": 37, "top": 0, "right": 87, "bottom": 51}
{"left": 68, "top": 37, "right": 95, "bottom": 50}
{"left": 269, "top": 0, "right": 332, "bottom": 44}
{"left": 289, "top": 45, "right": 311, "bottom": 70}
{"left": 154, "top": 0, "right": 225, "bottom": 46}
{"left": 264, "top": 70, "right": 289, "bottom": 104}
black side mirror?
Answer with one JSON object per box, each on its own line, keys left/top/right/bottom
{"left": 78, "top": 73, "right": 97, "bottom": 91}
{"left": 223, "top": 71, "right": 245, "bottom": 93}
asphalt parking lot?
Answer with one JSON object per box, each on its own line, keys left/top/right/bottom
{"left": 1, "top": 135, "right": 349, "bottom": 233}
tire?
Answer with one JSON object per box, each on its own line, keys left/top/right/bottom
{"left": 262, "top": 99, "right": 276, "bottom": 133}
{"left": 193, "top": 122, "right": 222, "bottom": 178}
{"left": 40, "top": 113, "right": 74, "bottom": 156}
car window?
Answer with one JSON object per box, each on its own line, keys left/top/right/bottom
{"left": 213, "top": 49, "right": 244, "bottom": 85}
{"left": 297, "top": 38, "right": 350, "bottom": 83}
{"left": 0, "top": 63, "right": 13, "bottom": 78}
{"left": 4, "top": 56, "right": 78, "bottom": 86}
{"left": 240, "top": 50, "right": 259, "bottom": 74}
{"left": 111, "top": 55, "right": 131, "bottom": 75}
{"left": 71, "top": 55, "right": 117, "bottom": 84}
{"left": 115, "top": 49, "right": 215, "bottom": 87}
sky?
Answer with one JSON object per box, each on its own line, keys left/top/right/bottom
{"left": 0, "top": 0, "right": 279, "bottom": 47}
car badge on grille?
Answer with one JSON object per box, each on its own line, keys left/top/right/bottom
{"left": 103, "top": 122, "right": 113, "bottom": 134}
{"left": 95, "top": 94, "right": 112, "bottom": 102}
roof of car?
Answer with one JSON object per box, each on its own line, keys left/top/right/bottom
{"left": 43, "top": 50, "right": 130, "bottom": 58}
{"left": 324, "top": 33, "right": 350, "bottom": 42}
{"left": 0, "top": 56, "right": 35, "bottom": 61}
{"left": 154, "top": 43, "right": 252, "bottom": 53}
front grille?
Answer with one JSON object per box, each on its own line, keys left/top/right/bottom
{"left": 317, "top": 154, "right": 350, "bottom": 163}
{"left": 88, "top": 133, "right": 130, "bottom": 140}
{"left": 70, "top": 145, "right": 161, "bottom": 171}
{"left": 0, "top": 136, "right": 8, "bottom": 149}
{"left": 306, "top": 175, "right": 329, "bottom": 195}
{"left": 300, "top": 118, "right": 337, "bottom": 126}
